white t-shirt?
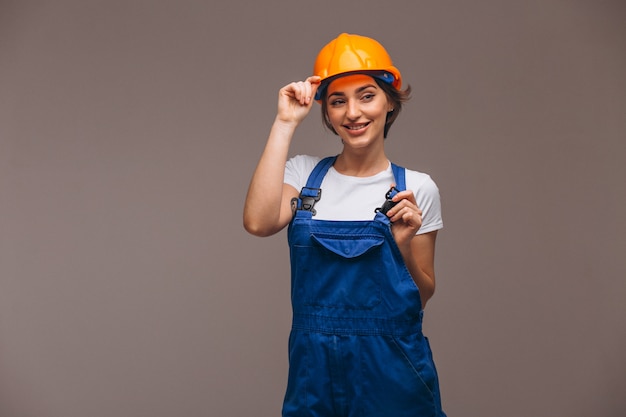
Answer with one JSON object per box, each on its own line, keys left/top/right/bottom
{"left": 284, "top": 155, "right": 443, "bottom": 235}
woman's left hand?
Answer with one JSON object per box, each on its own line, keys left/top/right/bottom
{"left": 386, "top": 188, "right": 422, "bottom": 248}
{"left": 385, "top": 186, "right": 438, "bottom": 308}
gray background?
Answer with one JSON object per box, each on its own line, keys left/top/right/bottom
{"left": 1, "top": 1, "right": 625, "bottom": 416}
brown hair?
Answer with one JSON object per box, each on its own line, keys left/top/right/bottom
{"left": 320, "top": 77, "right": 412, "bottom": 138}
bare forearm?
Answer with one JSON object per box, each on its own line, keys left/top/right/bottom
{"left": 396, "top": 232, "right": 437, "bottom": 309}
{"left": 399, "top": 248, "right": 434, "bottom": 308}
{"left": 243, "top": 119, "right": 297, "bottom": 236}
{"left": 244, "top": 77, "right": 319, "bottom": 236}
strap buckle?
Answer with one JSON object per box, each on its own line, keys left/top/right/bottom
{"left": 293, "top": 187, "right": 322, "bottom": 215}
{"left": 375, "top": 186, "right": 400, "bottom": 215}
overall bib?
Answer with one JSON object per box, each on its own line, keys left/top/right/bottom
{"left": 283, "top": 156, "right": 446, "bottom": 417}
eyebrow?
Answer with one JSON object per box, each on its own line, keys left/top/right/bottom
{"left": 327, "top": 84, "right": 378, "bottom": 98}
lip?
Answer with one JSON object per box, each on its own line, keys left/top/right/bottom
{"left": 342, "top": 122, "right": 370, "bottom": 134}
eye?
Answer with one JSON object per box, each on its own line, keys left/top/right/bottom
{"left": 330, "top": 98, "right": 346, "bottom": 106}
{"left": 361, "top": 93, "right": 375, "bottom": 102}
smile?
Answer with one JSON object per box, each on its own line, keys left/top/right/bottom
{"left": 344, "top": 123, "right": 370, "bottom": 130}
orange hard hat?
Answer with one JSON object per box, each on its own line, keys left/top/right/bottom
{"left": 313, "top": 33, "right": 402, "bottom": 100}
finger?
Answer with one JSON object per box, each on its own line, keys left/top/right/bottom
{"left": 292, "top": 81, "right": 303, "bottom": 104}
{"left": 305, "top": 77, "right": 321, "bottom": 104}
{"left": 293, "top": 82, "right": 310, "bottom": 106}
{"left": 282, "top": 77, "right": 321, "bottom": 107}
{"left": 307, "top": 76, "right": 321, "bottom": 103}
{"left": 299, "top": 81, "right": 314, "bottom": 105}
{"left": 400, "top": 209, "right": 422, "bottom": 230}
{"left": 303, "top": 81, "right": 312, "bottom": 105}
{"left": 285, "top": 82, "right": 306, "bottom": 101}
{"left": 306, "top": 75, "right": 321, "bottom": 84}
{"left": 392, "top": 190, "right": 417, "bottom": 204}
{"left": 280, "top": 83, "right": 297, "bottom": 99}
{"left": 390, "top": 205, "right": 421, "bottom": 225}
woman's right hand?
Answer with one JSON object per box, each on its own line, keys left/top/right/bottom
{"left": 244, "top": 76, "right": 320, "bottom": 237}
{"left": 276, "top": 76, "right": 321, "bottom": 125}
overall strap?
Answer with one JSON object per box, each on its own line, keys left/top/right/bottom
{"left": 374, "top": 162, "right": 407, "bottom": 221}
{"left": 391, "top": 162, "right": 406, "bottom": 191}
{"left": 293, "top": 157, "right": 407, "bottom": 218}
{"left": 305, "top": 156, "right": 337, "bottom": 189}
{"left": 292, "top": 156, "right": 337, "bottom": 217}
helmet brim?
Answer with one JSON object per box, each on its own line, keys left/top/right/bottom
{"left": 314, "top": 70, "right": 400, "bottom": 101}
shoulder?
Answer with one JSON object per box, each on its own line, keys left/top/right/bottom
{"left": 284, "top": 155, "right": 323, "bottom": 190}
{"left": 404, "top": 167, "right": 440, "bottom": 196}
{"left": 286, "top": 155, "right": 322, "bottom": 172}
{"left": 400, "top": 165, "right": 444, "bottom": 234}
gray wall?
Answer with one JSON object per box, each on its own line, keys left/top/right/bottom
{"left": 1, "top": 1, "right": 625, "bottom": 416}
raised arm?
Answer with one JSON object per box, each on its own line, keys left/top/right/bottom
{"left": 243, "top": 76, "right": 320, "bottom": 237}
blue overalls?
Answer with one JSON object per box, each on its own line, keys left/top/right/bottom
{"left": 283, "top": 156, "right": 446, "bottom": 417}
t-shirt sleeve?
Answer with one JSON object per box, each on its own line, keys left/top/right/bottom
{"left": 284, "top": 155, "right": 321, "bottom": 191}
{"left": 413, "top": 174, "right": 444, "bottom": 235}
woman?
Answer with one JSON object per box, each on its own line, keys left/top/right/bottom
{"left": 244, "top": 33, "right": 446, "bottom": 417}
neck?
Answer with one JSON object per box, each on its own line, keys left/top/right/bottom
{"left": 333, "top": 149, "right": 389, "bottom": 177}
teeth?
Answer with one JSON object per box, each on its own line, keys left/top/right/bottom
{"left": 347, "top": 124, "right": 367, "bottom": 130}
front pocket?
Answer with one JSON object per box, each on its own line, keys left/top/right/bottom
{"left": 358, "top": 335, "right": 438, "bottom": 416}
{"left": 292, "top": 234, "right": 384, "bottom": 309}
{"left": 389, "top": 334, "right": 439, "bottom": 401}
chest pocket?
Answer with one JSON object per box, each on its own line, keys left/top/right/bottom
{"left": 292, "top": 233, "right": 385, "bottom": 310}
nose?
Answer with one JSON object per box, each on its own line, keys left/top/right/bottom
{"left": 346, "top": 99, "right": 361, "bottom": 120}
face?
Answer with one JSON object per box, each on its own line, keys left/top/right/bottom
{"left": 325, "top": 74, "right": 392, "bottom": 149}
